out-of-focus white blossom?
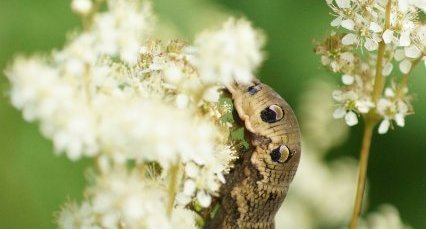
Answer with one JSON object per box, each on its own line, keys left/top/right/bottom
{"left": 298, "top": 80, "right": 349, "bottom": 153}
{"left": 57, "top": 167, "right": 198, "bottom": 229}
{"left": 6, "top": 57, "right": 99, "bottom": 160}
{"left": 71, "top": 0, "right": 93, "bottom": 15}
{"left": 359, "top": 205, "right": 413, "bottom": 229}
{"left": 189, "top": 18, "right": 265, "bottom": 86}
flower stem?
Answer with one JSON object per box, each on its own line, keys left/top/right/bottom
{"left": 349, "top": 119, "right": 376, "bottom": 229}
{"left": 372, "top": 0, "right": 392, "bottom": 102}
{"left": 396, "top": 57, "right": 422, "bottom": 98}
{"left": 167, "top": 162, "right": 180, "bottom": 218}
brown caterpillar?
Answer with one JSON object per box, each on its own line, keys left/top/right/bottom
{"left": 204, "top": 80, "right": 301, "bottom": 229}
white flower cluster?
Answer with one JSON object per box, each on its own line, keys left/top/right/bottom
{"left": 5, "top": 0, "right": 264, "bottom": 228}
{"left": 189, "top": 18, "right": 265, "bottom": 86}
{"left": 275, "top": 80, "right": 411, "bottom": 229}
{"left": 57, "top": 167, "right": 198, "bottom": 229}
{"left": 317, "top": 0, "right": 425, "bottom": 133}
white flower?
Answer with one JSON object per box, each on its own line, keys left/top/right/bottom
{"left": 342, "top": 33, "right": 358, "bottom": 45}
{"left": 382, "top": 62, "right": 393, "bottom": 76}
{"left": 336, "top": 0, "right": 351, "bottom": 9}
{"left": 378, "top": 119, "right": 391, "bottom": 134}
{"left": 342, "top": 74, "right": 354, "bottom": 85}
{"left": 399, "top": 59, "right": 412, "bottom": 74}
{"left": 6, "top": 57, "right": 99, "bottom": 160}
{"left": 361, "top": 205, "right": 412, "bottom": 229}
{"left": 190, "top": 18, "right": 265, "bottom": 86}
{"left": 369, "top": 22, "right": 383, "bottom": 33}
{"left": 399, "top": 0, "right": 426, "bottom": 13}
{"left": 364, "top": 38, "right": 379, "bottom": 51}
{"left": 71, "top": 0, "right": 93, "bottom": 15}
{"left": 376, "top": 98, "right": 409, "bottom": 134}
{"left": 203, "top": 86, "right": 222, "bottom": 103}
{"left": 91, "top": 0, "right": 153, "bottom": 65}
{"left": 196, "top": 191, "right": 212, "bottom": 207}
{"left": 383, "top": 29, "right": 394, "bottom": 44}
{"left": 345, "top": 111, "right": 359, "bottom": 126}
{"left": 332, "top": 90, "right": 374, "bottom": 126}
{"left": 341, "top": 19, "right": 355, "bottom": 30}
{"left": 175, "top": 94, "right": 189, "bottom": 109}
{"left": 404, "top": 45, "right": 421, "bottom": 58}
{"left": 183, "top": 179, "right": 197, "bottom": 196}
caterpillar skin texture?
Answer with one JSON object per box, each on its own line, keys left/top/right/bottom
{"left": 205, "top": 82, "right": 301, "bottom": 229}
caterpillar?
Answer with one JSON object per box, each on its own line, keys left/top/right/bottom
{"left": 204, "top": 80, "right": 301, "bottom": 229}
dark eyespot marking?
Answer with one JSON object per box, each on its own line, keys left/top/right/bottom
{"left": 247, "top": 84, "right": 262, "bottom": 95}
{"left": 270, "top": 145, "right": 290, "bottom": 163}
{"left": 260, "top": 104, "right": 284, "bottom": 123}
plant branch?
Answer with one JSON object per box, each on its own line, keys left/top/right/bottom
{"left": 350, "top": 1, "right": 392, "bottom": 228}
{"left": 167, "top": 162, "right": 180, "bottom": 218}
{"left": 372, "top": 0, "right": 392, "bottom": 102}
{"left": 349, "top": 120, "right": 376, "bottom": 229}
{"left": 396, "top": 57, "right": 422, "bottom": 98}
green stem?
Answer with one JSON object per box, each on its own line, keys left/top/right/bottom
{"left": 167, "top": 162, "right": 180, "bottom": 218}
{"left": 371, "top": 0, "right": 392, "bottom": 102}
{"left": 350, "top": 1, "right": 392, "bottom": 228}
{"left": 349, "top": 119, "right": 376, "bottom": 229}
{"left": 396, "top": 57, "right": 422, "bottom": 98}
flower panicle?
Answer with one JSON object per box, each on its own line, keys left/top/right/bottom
{"left": 5, "top": 0, "right": 265, "bottom": 227}
{"left": 316, "top": 0, "right": 425, "bottom": 134}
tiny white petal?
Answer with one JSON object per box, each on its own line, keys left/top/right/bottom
{"left": 356, "top": 101, "right": 372, "bottom": 113}
{"left": 185, "top": 162, "right": 200, "bottom": 178}
{"left": 395, "top": 114, "right": 405, "bottom": 127}
{"left": 332, "top": 90, "right": 344, "bottom": 101}
{"left": 364, "top": 38, "right": 379, "bottom": 51}
{"left": 399, "top": 32, "right": 411, "bottom": 47}
{"left": 164, "top": 64, "right": 183, "bottom": 84}
{"left": 176, "top": 94, "right": 189, "bottom": 109}
{"left": 399, "top": 59, "right": 412, "bottom": 74}
{"left": 321, "top": 56, "right": 331, "bottom": 65}
{"left": 331, "top": 16, "right": 343, "bottom": 27}
{"left": 369, "top": 22, "right": 383, "bottom": 33}
{"left": 378, "top": 119, "right": 390, "bottom": 134}
{"left": 398, "top": 0, "right": 409, "bottom": 12}
{"left": 345, "top": 111, "right": 358, "bottom": 126}
{"left": 333, "top": 107, "right": 346, "bottom": 119}
{"left": 385, "top": 88, "right": 395, "bottom": 97}
{"left": 382, "top": 29, "right": 394, "bottom": 44}
{"left": 394, "top": 49, "right": 406, "bottom": 61}
{"left": 183, "top": 180, "right": 196, "bottom": 196}
{"left": 176, "top": 193, "right": 192, "bottom": 205}
{"left": 342, "top": 74, "right": 354, "bottom": 85}
{"left": 196, "top": 191, "right": 212, "bottom": 207}
{"left": 341, "top": 19, "right": 355, "bottom": 30}
{"left": 382, "top": 62, "right": 393, "bottom": 76}
{"left": 336, "top": 0, "right": 351, "bottom": 8}
{"left": 342, "top": 33, "right": 358, "bottom": 45}
{"left": 203, "top": 86, "right": 221, "bottom": 103}
{"left": 71, "top": 0, "right": 93, "bottom": 15}
{"left": 340, "top": 52, "right": 354, "bottom": 63}
{"left": 404, "top": 45, "right": 422, "bottom": 58}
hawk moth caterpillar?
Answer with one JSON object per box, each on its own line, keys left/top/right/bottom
{"left": 204, "top": 80, "right": 301, "bottom": 229}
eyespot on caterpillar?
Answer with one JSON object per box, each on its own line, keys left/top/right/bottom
{"left": 204, "top": 80, "right": 301, "bottom": 229}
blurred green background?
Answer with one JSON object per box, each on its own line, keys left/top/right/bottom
{"left": 0, "top": 0, "right": 425, "bottom": 228}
